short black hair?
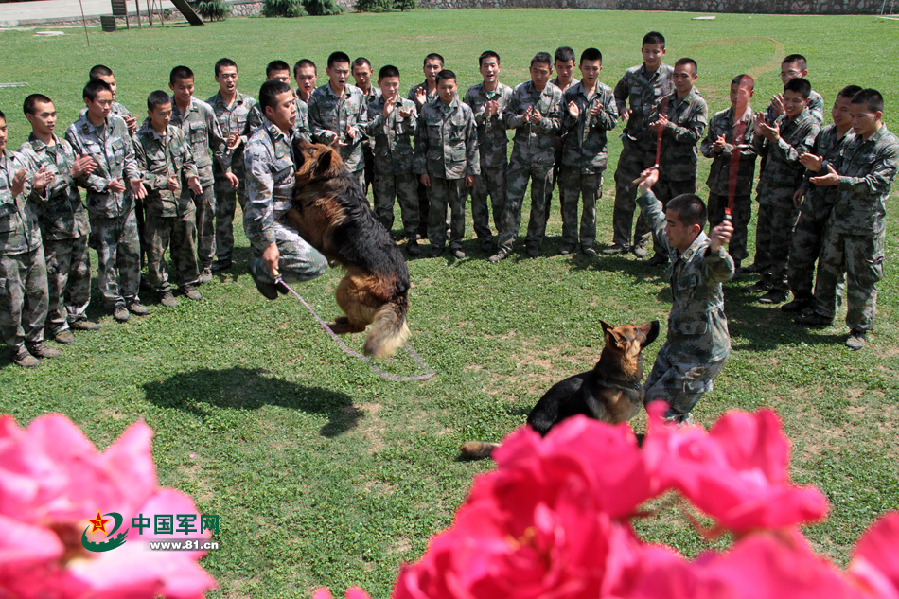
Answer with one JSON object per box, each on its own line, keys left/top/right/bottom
{"left": 531, "top": 52, "right": 552, "bottom": 68}
{"left": 675, "top": 57, "right": 697, "bottom": 74}
{"left": 89, "top": 64, "right": 114, "bottom": 80}
{"left": 24, "top": 93, "right": 53, "bottom": 116}
{"left": 784, "top": 77, "right": 811, "bottom": 99}
{"left": 147, "top": 90, "right": 171, "bottom": 111}
{"left": 479, "top": 50, "right": 500, "bottom": 67}
{"left": 215, "top": 58, "right": 237, "bottom": 77}
{"left": 436, "top": 69, "right": 456, "bottom": 83}
{"left": 667, "top": 193, "right": 707, "bottom": 229}
{"left": 782, "top": 54, "right": 808, "bottom": 70}
{"left": 643, "top": 31, "right": 665, "bottom": 47}
{"left": 851, "top": 88, "right": 885, "bottom": 115}
{"left": 169, "top": 65, "right": 194, "bottom": 84}
{"left": 327, "top": 51, "right": 351, "bottom": 68}
{"left": 837, "top": 84, "right": 863, "bottom": 100}
{"left": 293, "top": 59, "right": 317, "bottom": 78}
{"left": 259, "top": 79, "right": 292, "bottom": 112}
{"left": 266, "top": 61, "right": 290, "bottom": 78}
{"left": 580, "top": 47, "right": 602, "bottom": 64}
{"left": 554, "top": 46, "right": 575, "bottom": 63}
{"left": 352, "top": 57, "right": 372, "bottom": 70}
{"left": 424, "top": 53, "right": 445, "bottom": 67}
{"left": 83, "top": 79, "right": 113, "bottom": 101}
{"left": 0, "top": 109, "right": 5, "bottom": 121}
{"left": 731, "top": 74, "right": 754, "bottom": 90}
{"left": 378, "top": 64, "right": 400, "bottom": 80}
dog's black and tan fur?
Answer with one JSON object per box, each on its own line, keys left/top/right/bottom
{"left": 286, "top": 138, "right": 411, "bottom": 358}
{"left": 460, "top": 320, "right": 660, "bottom": 459}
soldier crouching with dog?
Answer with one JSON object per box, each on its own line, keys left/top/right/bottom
{"left": 635, "top": 166, "right": 734, "bottom": 425}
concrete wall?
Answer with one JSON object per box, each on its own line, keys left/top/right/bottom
{"left": 417, "top": 0, "right": 884, "bottom": 14}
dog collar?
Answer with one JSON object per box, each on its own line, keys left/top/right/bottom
{"left": 602, "top": 376, "right": 643, "bottom": 391}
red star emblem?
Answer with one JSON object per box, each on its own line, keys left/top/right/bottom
{"left": 86, "top": 510, "right": 112, "bottom": 535}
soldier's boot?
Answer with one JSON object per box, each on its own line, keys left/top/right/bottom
{"left": 646, "top": 253, "right": 668, "bottom": 267}
{"left": 183, "top": 285, "right": 202, "bottom": 301}
{"left": 27, "top": 342, "right": 60, "bottom": 359}
{"left": 795, "top": 313, "right": 834, "bottom": 327}
{"left": 743, "top": 262, "right": 769, "bottom": 274}
{"left": 406, "top": 239, "right": 421, "bottom": 256}
{"left": 10, "top": 346, "right": 40, "bottom": 367}
{"left": 602, "top": 243, "right": 629, "bottom": 255}
{"left": 488, "top": 249, "right": 510, "bottom": 263}
{"left": 70, "top": 319, "right": 100, "bottom": 331}
{"left": 559, "top": 243, "right": 575, "bottom": 255}
{"left": 846, "top": 329, "right": 867, "bottom": 351}
{"left": 525, "top": 245, "right": 540, "bottom": 259}
{"left": 159, "top": 290, "right": 179, "bottom": 308}
{"left": 782, "top": 297, "right": 812, "bottom": 312}
{"left": 127, "top": 300, "right": 151, "bottom": 316}
{"left": 480, "top": 238, "right": 495, "bottom": 253}
{"left": 199, "top": 267, "right": 213, "bottom": 285}
{"left": 52, "top": 329, "right": 76, "bottom": 345}
{"left": 758, "top": 290, "right": 788, "bottom": 305}
{"left": 632, "top": 237, "right": 649, "bottom": 258}
{"left": 113, "top": 303, "right": 130, "bottom": 323}
{"left": 747, "top": 280, "right": 772, "bottom": 293}
{"left": 211, "top": 259, "right": 232, "bottom": 273}
{"left": 249, "top": 258, "right": 280, "bottom": 300}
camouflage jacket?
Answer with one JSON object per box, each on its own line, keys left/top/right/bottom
{"left": 638, "top": 189, "right": 733, "bottom": 364}
{"left": 503, "top": 80, "right": 562, "bottom": 167}
{"left": 65, "top": 112, "right": 140, "bottom": 219}
{"left": 357, "top": 85, "right": 381, "bottom": 148}
{"left": 18, "top": 134, "right": 90, "bottom": 240}
{"left": 656, "top": 89, "right": 708, "bottom": 182}
{"left": 463, "top": 81, "right": 513, "bottom": 168}
{"left": 169, "top": 96, "right": 231, "bottom": 185}
{"left": 0, "top": 150, "right": 41, "bottom": 255}
{"left": 133, "top": 120, "right": 200, "bottom": 218}
{"left": 363, "top": 96, "right": 417, "bottom": 175}
{"left": 293, "top": 93, "right": 312, "bottom": 144}
{"left": 414, "top": 96, "right": 480, "bottom": 179}
{"left": 614, "top": 63, "right": 674, "bottom": 146}
{"left": 308, "top": 82, "right": 367, "bottom": 172}
{"left": 206, "top": 91, "right": 263, "bottom": 177}
{"left": 831, "top": 124, "right": 899, "bottom": 236}
{"left": 701, "top": 106, "right": 758, "bottom": 197}
{"left": 766, "top": 89, "right": 824, "bottom": 125}
{"left": 244, "top": 118, "right": 295, "bottom": 246}
{"left": 559, "top": 80, "right": 618, "bottom": 173}
{"left": 408, "top": 81, "right": 438, "bottom": 106}
{"left": 753, "top": 109, "right": 820, "bottom": 207}
{"left": 799, "top": 124, "right": 854, "bottom": 208}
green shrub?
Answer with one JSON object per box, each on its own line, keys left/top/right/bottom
{"left": 192, "top": 0, "right": 231, "bottom": 20}
{"left": 263, "top": 0, "right": 307, "bottom": 17}
{"left": 394, "top": 0, "right": 415, "bottom": 9}
{"left": 354, "top": 0, "right": 393, "bottom": 11}
{"left": 304, "top": 0, "right": 343, "bottom": 15}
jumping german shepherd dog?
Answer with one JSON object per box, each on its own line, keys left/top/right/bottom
{"left": 460, "top": 320, "right": 660, "bottom": 459}
{"left": 285, "top": 138, "right": 411, "bottom": 359}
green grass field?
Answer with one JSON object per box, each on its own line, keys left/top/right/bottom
{"left": 1, "top": 9, "right": 898, "bottom": 598}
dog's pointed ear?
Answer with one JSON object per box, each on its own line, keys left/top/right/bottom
{"left": 599, "top": 319, "right": 612, "bottom": 335}
{"left": 600, "top": 319, "right": 624, "bottom": 347}
{"left": 640, "top": 321, "right": 661, "bottom": 346}
{"left": 292, "top": 137, "right": 311, "bottom": 168}
{"left": 313, "top": 147, "right": 335, "bottom": 178}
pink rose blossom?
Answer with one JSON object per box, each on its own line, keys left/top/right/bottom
{"left": 850, "top": 512, "right": 899, "bottom": 599}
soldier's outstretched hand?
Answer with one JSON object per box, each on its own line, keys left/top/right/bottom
{"left": 810, "top": 164, "right": 839, "bottom": 186}
{"left": 33, "top": 165, "right": 54, "bottom": 192}
{"left": 187, "top": 175, "right": 203, "bottom": 195}
{"left": 130, "top": 178, "right": 147, "bottom": 200}
{"left": 709, "top": 219, "right": 733, "bottom": 252}
{"left": 568, "top": 101, "right": 580, "bottom": 118}
{"left": 71, "top": 154, "right": 96, "bottom": 177}
{"left": 11, "top": 168, "right": 27, "bottom": 197}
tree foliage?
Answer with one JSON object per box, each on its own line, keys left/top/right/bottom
{"left": 263, "top": 0, "right": 307, "bottom": 17}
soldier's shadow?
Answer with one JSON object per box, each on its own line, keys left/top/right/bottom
{"left": 143, "top": 366, "right": 360, "bottom": 437}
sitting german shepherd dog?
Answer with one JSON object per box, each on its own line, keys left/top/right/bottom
{"left": 460, "top": 320, "right": 660, "bottom": 459}
{"left": 285, "top": 138, "right": 411, "bottom": 359}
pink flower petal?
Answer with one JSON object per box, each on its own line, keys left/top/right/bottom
{"left": 850, "top": 512, "right": 899, "bottom": 599}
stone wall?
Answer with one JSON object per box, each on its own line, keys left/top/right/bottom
{"left": 417, "top": 0, "right": 884, "bottom": 13}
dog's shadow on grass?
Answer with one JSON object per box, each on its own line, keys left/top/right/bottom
{"left": 143, "top": 366, "right": 359, "bottom": 437}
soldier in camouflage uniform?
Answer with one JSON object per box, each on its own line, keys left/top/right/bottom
{"left": 489, "top": 53, "right": 562, "bottom": 261}
{"left": 463, "top": 51, "right": 513, "bottom": 253}
{"left": 244, "top": 79, "right": 328, "bottom": 300}
{"left": 133, "top": 91, "right": 206, "bottom": 308}
{"left": 701, "top": 75, "right": 758, "bottom": 278}
{"left": 640, "top": 58, "right": 708, "bottom": 266}
{"left": 414, "top": 70, "right": 480, "bottom": 258}
{"left": 558, "top": 48, "right": 617, "bottom": 256}
{"left": 782, "top": 85, "right": 860, "bottom": 313}
{"left": 353, "top": 57, "right": 382, "bottom": 205}
{"left": 169, "top": 66, "right": 235, "bottom": 285}
{"left": 609, "top": 31, "right": 674, "bottom": 256}
{"left": 65, "top": 79, "right": 149, "bottom": 322}
{"left": 20, "top": 95, "right": 97, "bottom": 344}
{"left": 207, "top": 59, "right": 263, "bottom": 273}
{"left": 796, "top": 88, "right": 899, "bottom": 350}
{"left": 545, "top": 46, "right": 579, "bottom": 223}
{"left": 409, "top": 54, "right": 444, "bottom": 239}
{"left": 636, "top": 167, "right": 734, "bottom": 424}
{"left": 309, "top": 52, "right": 368, "bottom": 190}
{"left": 748, "top": 78, "right": 820, "bottom": 305}
{"left": 764, "top": 54, "right": 825, "bottom": 127}
{"left": 363, "top": 65, "right": 420, "bottom": 255}
{"left": 0, "top": 109, "right": 58, "bottom": 366}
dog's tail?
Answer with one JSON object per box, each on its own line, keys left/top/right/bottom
{"left": 459, "top": 441, "right": 499, "bottom": 460}
{"left": 363, "top": 295, "right": 410, "bottom": 359}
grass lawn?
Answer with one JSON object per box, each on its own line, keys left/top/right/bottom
{"left": 1, "top": 9, "right": 898, "bottom": 598}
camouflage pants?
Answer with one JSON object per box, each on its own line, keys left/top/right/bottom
{"left": 427, "top": 176, "right": 466, "bottom": 250}
{"left": 416, "top": 181, "right": 430, "bottom": 238}
{"left": 810, "top": 227, "right": 883, "bottom": 331}
{"left": 363, "top": 144, "right": 380, "bottom": 208}
{"left": 544, "top": 136, "right": 564, "bottom": 222}
{"left": 637, "top": 178, "right": 695, "bottom": 255}
{"left": 214, "top": 171, "right": 247, "bottom": 265}
{"left": 375, "top": 170, "right": 419, "bottom": 237}
{"left": 0, "top": 247, "right": 48, "bottom": 353}
{"left": 145, "top": 204, "right": 200, "bottom": 292}
{"left": 757, "top": 203, "right": 798, "bottom": 292}
{"left": 184, "top": 179, "right": 216, "bottom": 270}
{"left": 708, "top": 193, "right": 751, "bottom": 262}
{"left": 351, "top": 168, "right": 366, "bottom": 203}
{"left": 644, "top": 349, "right": 727, "bottom": 420}
{"left": 559, "top": 168, "right": 602, "bottom": 249}
{"left": 498, "top": 156, "right": 555, "bottom": 253}
{"left": 90, "top": 210, "right": 141, "bottom": 307}
{"left": 469, "top": 165, "right": 505, "bottom": 241}
{"left": 43, "top": 236, "right": 90, "bottom": 335}
{"left": 250, "top": 218, "right": 328, "bottom": 283}
{"left": 612, "top": 141, "right": 656, "bottom": 247}
{"left": 787, "top": 198, "right": 842, "bottom": 302}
